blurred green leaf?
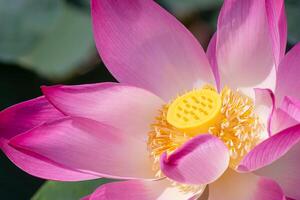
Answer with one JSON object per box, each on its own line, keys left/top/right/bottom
{"left": 68, "top": 0, "right": 90, "bottom": 10}
{"left": 286, "top": 0, "right": 300, "bottom": 44}
{"left": 0, "top": 0, "right": 63, "bottom": 61}
{"left": 32, "top": 179, "right": 112, "bottom": 200}
{"left": 18, "top": 3, "right": 95, "bottom": 81}
{"left": 160, "top": 0, "right": 222, "bottom": 18}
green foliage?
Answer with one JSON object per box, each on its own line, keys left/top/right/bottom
{"left": 32, "top": 179, "right": 112, "bottom": 200}
{"left": 0, "top": 0, "right": 95, "bottom": 81}
{"left": 160, "top": 0, "right": 222, "bottom": 18}
{"left": 70, "top": 0, "right": 90, "bottom": 9}
{"left": 0, "top": 0, "right": 63, "bottom": 61}
{"left": 18, "top": 3, "right": 95, "bottom": 81}
{"left": 286, "top": 0, "right": 300, "bottom": 44}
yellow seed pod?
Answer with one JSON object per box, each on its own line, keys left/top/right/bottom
{"left": 167, "top": 89, "right": 222, "bottom": 135}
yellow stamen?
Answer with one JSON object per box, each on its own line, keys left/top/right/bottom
{"left": 147, "top": 86, "right": 263, "bottom": 177}
{"left": 209, "top": 87, "right": 263, "bottom": 168}
{"left": 167, "top": 88, "right": 222, "bottom": 135}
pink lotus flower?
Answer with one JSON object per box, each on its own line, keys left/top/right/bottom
{"left": 1, "top": 0, "right": 300, "bottom": 199}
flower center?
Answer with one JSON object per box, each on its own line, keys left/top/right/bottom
{"left": 147, "top": 85, "right": 264, "bottom": 177}
{"left": 166, "top": 87, "right": 222, "bottom": 135}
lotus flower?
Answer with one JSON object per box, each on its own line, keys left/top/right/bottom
{"left": 1, "top": 0, "right": 300, "bottom": 199}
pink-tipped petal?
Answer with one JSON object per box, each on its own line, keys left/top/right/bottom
{"left": 88, "top": 179, "right": 203, "bottom": 200}
{"left": 216, "top": 0, "right": 276, "bottom": 92}
{"left": 91, "top": 0, "right": 214, "bottom": 101}
{"left": 0, "top": 97, "right": 95, "bottom": 181}
{"left": 275, "top": 43, "right": 300, "bottom": 104}
{"left": 208, "top": 169, "right": 286, "bottom": 200}
{"left": 238, "top": 124, "right": 300, "bottom": 199}
{"left": 265, "top": 0, "right": 287, "bottom": 65}
{"left": 10, "top": 117, "right": 156, "bottom": 180}
{"left": 42, "top": 83, "right": 163, "bottom": 141}
{"left": 1, "top": 142, "right": 98, "bottom": 181}
{"left": 280, "top": 96, "right": 300, "bottom": 122}
{"left": 160, "top": 134, "right": 229, "bottom": 185}
{"left": 254, "top": 88, "right": 275, "bottom": 137}
{"left": 0, "top": 96, "right": 63, "bottom": 141}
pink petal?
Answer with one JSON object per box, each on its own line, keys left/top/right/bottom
{"left": 238, "top": 124, "right": 300, "bottom": 171}
{"left": 87, "top": 179, "right": 203, "bottom": 200}
{"left": 0, "top": 96, "right": 63, "bottom": 141}
{"left": 10, "top": 117, "right": 156, "bottom": 180}
{"left": 238, "top": 124, "right": 300, "bottom": 199}
{"left": 91, "top": 0, "right": 214, "bottom": 101}
{"left": 265, "top": 0, "right": 287, "bottom": 65}
{"left": 1, "top": 142, "right": 98, "bottom": 181}
{"left": 254, "top": 88, "right": 275, "bottom": 137}
{"left": 160, "top": 134, "right": 229, "bottom": 185}
{"left": 206, "top": 33, "right": 220, "bottom": 91}
{"left": 275, "top": 43, "right": 300, "bottom": 104}
{"left": 270, "top": 96, "right": 300, "bottom": 135}
{"left": 0, "top": 137, "right": 7, "bottom": 149}
{"left": 254, "top": 143, "right": 300, "bottom": 199}
{"left": 0, "top": 97, "right": 95, "bottom": 181}
{"left": 216, "top": 0, "right": 276, "bottom": 91}
{"left": 208, "top": 169, "right": 286, "bottom": 200}
{"left": 270, "top": 108, "right": 298, "bottom": 135}
{"left": 42, "top": 83, "right": 163, "bottom": 141}
{"left": 280, "top": 96, "right": 300, "bottom": 122}
{"left": 253, "top": 124, "right": 300, "bottom": 199}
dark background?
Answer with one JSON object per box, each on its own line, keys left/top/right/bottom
{"left": 0, "top": 0, "right": 298, "bottom": 199}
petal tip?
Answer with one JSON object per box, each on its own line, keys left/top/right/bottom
{"left": 236, "top": 164, "right": 250, "bottom": 173}
{"left": 160, "top": 134, "right": 229, "bottom": 185}
{"left": 41, "top": 85, "right": 60, "bottom": 95}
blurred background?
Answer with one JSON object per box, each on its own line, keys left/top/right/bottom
{"left": 0, "top": 0, "right": 299, "bottom": 199}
